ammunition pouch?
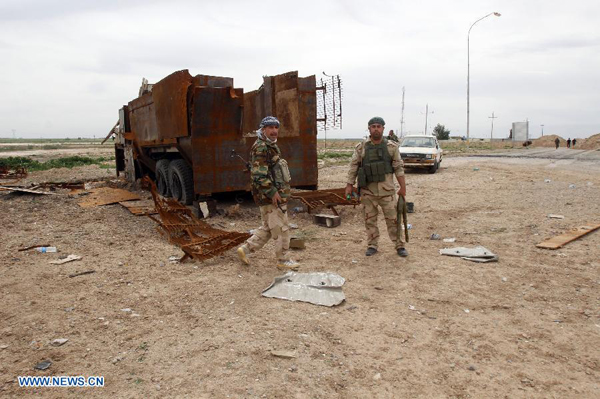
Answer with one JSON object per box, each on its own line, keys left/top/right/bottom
{"left": 360, "top": 140, "right": 393, "bottom": 185}
{"left": 357, "top": 167, "right": 367, "bottom": 188}
{"left": 273, "top": 158, "right": 291, "bottom": 184}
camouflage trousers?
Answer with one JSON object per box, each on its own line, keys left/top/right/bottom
{"left": 243, "top": 204, "right": 290, "bottom": 261}
{"left": 362, "top": 194, "right": 404, "bottom": 250}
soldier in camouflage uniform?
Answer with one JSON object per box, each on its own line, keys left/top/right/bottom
{"left": 388, "top": 129, "right": 399, "bottom": 143}
{"left": 345, "top": 117, "right": 408, "bottom": 257}
{"left": 237, "top": 116, "right": 299, "bottom": 270}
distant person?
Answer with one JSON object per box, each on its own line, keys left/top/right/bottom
{"left": 572, "top": 138, "right": 577, "bottom": 147}
{"left": 567, "top": 138, "right": 571, "bottom": 148}
{"left": 555, "top": 137, "right": 560, "bottom": 149}
{"left": 388, "top": 129, "right": 399, "bottom": 143}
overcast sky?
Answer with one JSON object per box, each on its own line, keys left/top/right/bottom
{"left": 1, "top": 0, "right": 599, "bottom": 140}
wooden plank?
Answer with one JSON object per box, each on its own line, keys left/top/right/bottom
{"left": 536, "top": 223, "right": 600, "bottom": 249}
{"left": 0, "top": 186, "right": 54, "bottom": 195}
{"left": 78, "top": 187, "right": 140, "bottom": 208}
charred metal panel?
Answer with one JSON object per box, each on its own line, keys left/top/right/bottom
{"left": 275, "top": 88, "right": 300, "bottom": 138}
{"left": 152, "top": 70, "right": 192, "bottom": 140}
{"left": 128, "top": 93, "right": 158, "bottom": 144}
{"left": 192, "top": 74, "right": 234, "bottom": 88}
{"left": 190, "top": 86, "right": 246, "bottom": 195}
{"left": 273, "top": 71, "right": 299, "bottom": 92}
{"left": 242, "top": 89, "right": 262, "bottom": 134}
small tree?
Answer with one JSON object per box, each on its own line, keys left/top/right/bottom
{"left": 433, "top": 124, "right": 450, "bottom": 140}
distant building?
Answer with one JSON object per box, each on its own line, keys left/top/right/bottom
{"left": 512, "top": 122, "right": 529, "bottom": 141}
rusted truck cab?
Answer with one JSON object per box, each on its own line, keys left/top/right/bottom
{"left": 115, "top": 70, "right": 318, "bottom": 207}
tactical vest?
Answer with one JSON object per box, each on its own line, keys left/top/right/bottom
{"left": 357, "top": 139, "right": 393, "bottom": 188}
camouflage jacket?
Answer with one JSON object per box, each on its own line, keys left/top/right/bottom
{"left": 250, "top": 135, "right": 291, "bottom": 206}
{"left": 388, "top": 132, "right": 399, "bottom": 143}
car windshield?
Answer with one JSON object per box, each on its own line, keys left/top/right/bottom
{"left": 400, "top": 137, "right": 436, "bottom": 148}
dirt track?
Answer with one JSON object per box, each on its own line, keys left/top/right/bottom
{"left": 1, "top": 154, "right": 599, "bottom": 398}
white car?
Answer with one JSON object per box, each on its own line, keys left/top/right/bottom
{"left": 398, "top": 135, "right": 443, "bottom": 174}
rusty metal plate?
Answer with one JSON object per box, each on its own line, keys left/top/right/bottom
{"left": 128, "top": 93, "right": 159, "bottom": 144}
{"left": 78, "top": 187, "right": 141, "bottom": 208}
{"left": 190, "top": 86, "right": 246, "bottom": 195}
{"left": 143, "top": 177, "right": 250, "bottom": 262}
{"left": 119, "top": 199, "right": 157, "bottom": 215}
{"left": 192, "top": 74, "right": 234, "bottom": 88}
{"left": 291, "top": 188, "right": 359, "bottom": 212}
{"left": 152, "top": 69, "right": 192, "bottom": 140}
{"left": 275, "top": 88, "right": 300, "bottom": 138}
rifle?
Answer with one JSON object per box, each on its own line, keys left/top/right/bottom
{"left": 230, "top": 149, "right": 251, "bottom": 171}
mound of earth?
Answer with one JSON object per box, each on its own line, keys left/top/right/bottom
{"left": 531, "top": 134, "right": 565, "bottom": 147}
{"left": 579, "top": 133, "right": 600, "bottom": 150}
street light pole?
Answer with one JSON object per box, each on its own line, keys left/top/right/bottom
{"left": 488, "top": 111, "right": 497, "bottom": 141}
{"left": 467, "top": 12, "right": 501, "bottom": 148}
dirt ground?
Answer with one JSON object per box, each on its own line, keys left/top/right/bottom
{"left": 1, "top": 151, "right": 599, "bottom": 398}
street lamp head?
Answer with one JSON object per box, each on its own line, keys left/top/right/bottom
{"left": 493, "top": 12, "right": 501, "bottom": 17}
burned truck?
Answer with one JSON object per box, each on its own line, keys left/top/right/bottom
{"left": 114, "top": 69, "right": 318, "bottom": 211}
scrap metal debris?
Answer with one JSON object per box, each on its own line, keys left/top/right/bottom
{"left": 291, "top": 188, "right": 359, "bottom": 214}
{"left": 144, "top": 177, "right": 250, "bottom": 262}
{"left": 36, "top": 181, "right": 86, "bottom": 190}
{"left": 34, "top": 360, "right": 52, "bottom": 370}
{"left": 536, "top": 223, "right": 600, "bottom": 249}
{"left": 261, "top": 271, "right": 346, "bottom": 307}
{"left": 440, "top": 246, "right": 499, "bottom": 263}
{"left": 119, "top": 199, "right": 157, "bottom": 216}
{"left": 78, "top": 187, "right": 141, "bottom": 207}
{"left": 0, "top": 165, "right": 27, "bottom": 180}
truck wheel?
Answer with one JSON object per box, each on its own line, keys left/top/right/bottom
{"left": 169, "top": 159, "right": 194, "bottom": 205}
{"left": 428, "top": 161, "right": 438, "bottom": 174}
{"left": 156, "top": 159, "right": 171, "bottom": 197}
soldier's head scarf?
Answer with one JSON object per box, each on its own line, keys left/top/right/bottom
{"left": 259, "top": 116, "right": 280, "bottom": 129}
{"left": 368, "top": 116, "right": 385, "bottom": 126}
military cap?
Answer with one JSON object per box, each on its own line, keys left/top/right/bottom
{"left": 368, "top": 116, "right": 385, "bottom": 126}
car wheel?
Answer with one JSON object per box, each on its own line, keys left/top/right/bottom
{"left": 169, "top": 159, "right": 194, "bottom": 205}
{"left": 156, "top": 159, "right": 171, "bottom": 197}
{"left": 428, "top": 161, "right": 438, "bottom": 174}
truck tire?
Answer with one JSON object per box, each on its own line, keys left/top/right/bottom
{"left": 169, "top": 159, "right": 194, "bottom": 205}
{"left": 156, "top": 159, "right": 171, "bottom": 197}
{"left": 428, "top": 161, "right": 438, "bottom": 174}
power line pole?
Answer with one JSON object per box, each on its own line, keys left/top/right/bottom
{"left": 400, "top": 87, "right": 405, "bottom": 137}
{"left": 488, "top": 112, "right": 497, "bottom": 141}
{"left": 540, "top": 124, "right": 544, "bottom": 137}
{"left": 423, "top": 104, "right": 434, "bottom": 135}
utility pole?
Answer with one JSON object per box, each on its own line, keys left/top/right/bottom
{"left": 488, "top": 112, "right": 497, "bottom": 141}
{"left": 423, "top": 104, "right": 434, "bottom": 135}
{"left": 400, "top": 87, "right": 405, "bottom": 137}
{"left": 540, "top": 124, "right": 544, "bottom": 137}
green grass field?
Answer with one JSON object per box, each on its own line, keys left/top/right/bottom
{"left": 0, "top": 156, "right": 115, "bottom": 171}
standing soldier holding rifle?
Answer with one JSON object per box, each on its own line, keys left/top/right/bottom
{"left": 237, "top": 116, "right": 299, "bottom": 270}
{"left": 345, "top": 117, "right": 409, "bottom": 257}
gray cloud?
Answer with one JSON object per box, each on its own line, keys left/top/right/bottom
{"left": 0, "top": 0, "right": 598, "bottom": 139}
